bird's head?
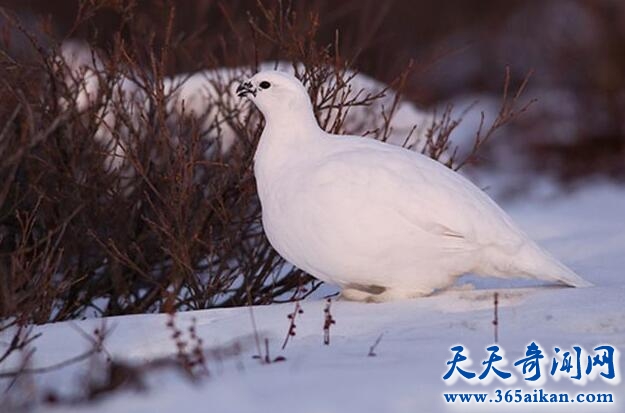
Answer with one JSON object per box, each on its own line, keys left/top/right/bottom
{"left": 236, "top": 71, "right": 314, "bottom": 123}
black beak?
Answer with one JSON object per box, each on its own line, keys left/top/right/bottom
{"left": 236, "top": 81, "right": 256, "bottom": 98}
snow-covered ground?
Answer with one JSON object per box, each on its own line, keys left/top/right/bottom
{"left": 2, "top": 181, "right": 625, "bottom": 413}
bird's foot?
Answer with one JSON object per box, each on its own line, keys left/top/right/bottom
{"left": 364, "top": 289, "right": 434, "bottom": 302}
{"left": 339, "top": 287, "right": 433, "bottom": 302}
{"left": 339, "top": 288, "right": 375, "bottom": 302}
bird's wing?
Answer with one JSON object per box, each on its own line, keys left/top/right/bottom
{"left": 309, "top": 136, "right": 525, "bottom": 248}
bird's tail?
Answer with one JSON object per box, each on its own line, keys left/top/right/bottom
{"left": 513, "top": 241, "right": 593, "bottom": 288}
{"left": 481, "top": 240, "right": 593, "bottom": 288}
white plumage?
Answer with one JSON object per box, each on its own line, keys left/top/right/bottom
{"left": 239, "top": 71, "right": 592, "bottom": 302}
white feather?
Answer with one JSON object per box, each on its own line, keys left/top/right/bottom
{"left": 246, "top": 71, "right": 592, "bottom": 302}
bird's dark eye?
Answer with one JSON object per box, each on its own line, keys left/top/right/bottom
{"left": 259, "top": 81, "right": 271, "bottom": 89}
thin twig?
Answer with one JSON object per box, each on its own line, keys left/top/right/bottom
{"left": 368, "top": 333, "right": 384, "bottom": 357}
{"left": 493, "top": 292, "right": 499, "bottom": 344}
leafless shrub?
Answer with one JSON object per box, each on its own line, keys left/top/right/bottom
{"left": 322, "top": 298, "right": 335, "bottom": 345}
{"left": 166, "top": 313, "right": 209, "bottom": 377}
{"left": 492, "top": 292, "right": 499, "bottom": 344}
{"left": 417, "top": 67, "right": 535, "bottom": 170}
{"left": 451, "top": 67, "right": 535, "bottom": 170}
{"left": 0, "top": 322, "right": 39, "bottom": 363}
{"left": 0, "top": 323, "right": 110, "bottom": 380}
{"left": 0, "top": 0, "right": 529, "bottom": 331}
{"left": 0, "top": 317, "right": 250, "bottom": 408}
{"left": 0, "top": 2, "right": 327, "bottom": 325}
{"left": 281, "top": 300, "right": 303, "bottom": 350}
{"left": 0, "top": 321, "right": 111, "bottom": 410}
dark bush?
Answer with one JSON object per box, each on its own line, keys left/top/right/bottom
{"left": 0, "top": 1, "right": 419, "bottom": 323}
{"left": 0, "top": 0, "right": 532, "bottom": 324}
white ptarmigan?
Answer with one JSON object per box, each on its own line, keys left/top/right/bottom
{"left": 238, "top": 71, "right": 592, "bottom": 302}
